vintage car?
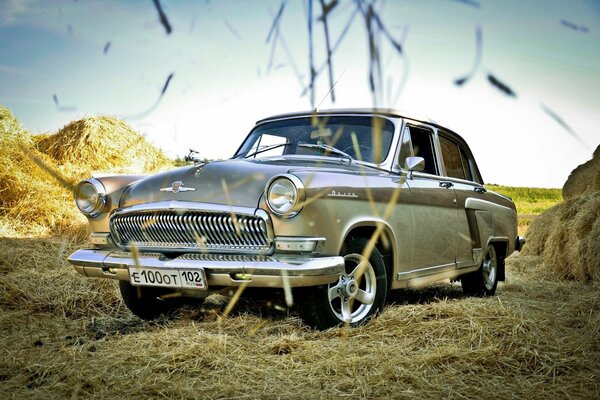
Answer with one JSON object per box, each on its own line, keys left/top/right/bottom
{"left": 68, "top": 109, "right": 525, "bottom": 330}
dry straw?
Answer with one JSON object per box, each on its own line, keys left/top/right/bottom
{"left": 0, "top": 106, "right": 83, "bottom": 237}
{"left": 0, "top": 107, "right": 171, "bottom": 237}
{"left": 35, "top": 115, "right": 171, "bottom": 174}
{"left": 562, "top": 145, "right": 600, "bottom": 200}
{"left": 524, "top": 145, "right": 600, "bottom": 282}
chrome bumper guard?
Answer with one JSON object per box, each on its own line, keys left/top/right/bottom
{"left": 68, "top": 249, "right": 344, "bottom": 288}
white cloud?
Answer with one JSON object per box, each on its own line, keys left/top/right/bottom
{"left": 0, "top": 0, "right": 40, "bottom": 25}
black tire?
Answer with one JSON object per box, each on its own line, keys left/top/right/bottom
{"left": 296, "top": 237, "right": 388, "bottom": 330}
{"left": 119, "top": 281, "right": 184, "bottom": 320}
{"left": 461, "top": 244, "right": 498, "bottom": 296}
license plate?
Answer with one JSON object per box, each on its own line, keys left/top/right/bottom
{"left": 128, "top": 267, "right": 207, "bottom": 289}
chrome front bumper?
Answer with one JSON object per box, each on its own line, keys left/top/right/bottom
{"left": 68, "top": 249, "right": 344, "bottom": 288}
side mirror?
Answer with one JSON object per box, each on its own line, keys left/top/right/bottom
{"left": 405, "top": 156, "right": 425, "bottom": 179}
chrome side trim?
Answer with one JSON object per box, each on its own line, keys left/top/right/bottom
{"left": 396, "top": 262, "right": 456, "bottom": 281}
{"left": 465, "top": 197, "right": 513, "bottom": 212}
{"left": 68, "top": 249, "right": 344, "bottom": 288}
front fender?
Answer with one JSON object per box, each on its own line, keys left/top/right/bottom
{"left": 82, "top": 175, "right": 146, "bottom": 233}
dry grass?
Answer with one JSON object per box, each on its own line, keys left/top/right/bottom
{"left": 1, "top": 106, "right": 599, "bottom": 398}
{"left": 0, "top": 243, "right": 598, "bottom": 399}
{"left": 523, "top": 193, "right": 600, "bottom": 282}
{"left": 562, "top": 145, "right": 600, "bottom": 200}
{"left": 0, "top": 106, "right": 171, "bottom": 238}
{"left": 35, "top": 116, "right": 171, "bottom": 174}
{"left": 523, "top": 145, "right": 600, "bottom": 282}
{"left": 0, "top": 106, "right": 84, "bottom": 237}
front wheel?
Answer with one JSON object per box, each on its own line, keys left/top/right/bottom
{"left": 119, "top": 281, "right": 185, "bottom": 320}
{"left": 297, "top": 238, "right": 388, "bottom": 330}
{"left": 461, "top": 244, "right": 498, "bottom": 296}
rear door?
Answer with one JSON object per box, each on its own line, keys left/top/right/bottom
{"left": 438, "top": 132, "right": 485, "bottom": 268}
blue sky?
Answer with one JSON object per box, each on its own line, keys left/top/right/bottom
{"left": 1, "top": 0, "right": 599, "bottom": 187}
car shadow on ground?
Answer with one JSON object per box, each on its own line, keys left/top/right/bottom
{"left": 387, "top": 282, "right": 466, "bottom": 305}
{"left": 185, "top": 282, "right": 469, "bottom": 325}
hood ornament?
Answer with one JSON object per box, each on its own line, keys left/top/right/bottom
{"left": 160, "top": 181, "right": 196, "bottom": 193}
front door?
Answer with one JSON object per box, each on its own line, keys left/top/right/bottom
{"left": 398, "top": 123, "right": 458, "bottom": 276}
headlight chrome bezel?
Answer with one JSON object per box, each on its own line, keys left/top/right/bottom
{"left": 265, "top": 174, "right": 305, "bottom": 218}
{"left": 74, "top": 178, "right": 107, "bottom": 218}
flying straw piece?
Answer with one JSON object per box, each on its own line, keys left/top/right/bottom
{"left": 152, "top": 0, "right": 172, "bottom": 34}
{"left": 52, "top": 94, "right": 77, "bottom": 112}
{"left": 449, "top": 0, "right": 481, "bottom": 8}
{"left": 540, "top": 103, "right": 589, "bottom": 148}
{"left": 560, "top": 19, "right": 589, "bottom": 33}
{"left": 454, "top": 25, "right": 482, "bottom": 86}
{"left": 120, "top": 72, "right": 175, "bottom": 119}
{"left": 486, "top": 73, "right": 516, "bottom": 97}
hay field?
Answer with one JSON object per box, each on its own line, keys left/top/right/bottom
{"left": 1, "top": 107, "right": 599, "bottom": 399}
{"left": 1, "top": 239, "right": 599, "bottom": 399}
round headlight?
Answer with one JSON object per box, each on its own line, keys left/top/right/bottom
{"left": 74, "top": 179, "right": 106, "bottom": 217}
{"left": 265, "top": 175, "right": 305, "bottom": 217}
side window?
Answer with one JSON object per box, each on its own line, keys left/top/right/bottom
{"left": 440, "top": 136, "right": 470, "bottom": 180}
{"left": 458, "top": 147, "right": 473, "bottom": 181}
{"left": 403, "top": 125, "right": 437, "bottom": 175}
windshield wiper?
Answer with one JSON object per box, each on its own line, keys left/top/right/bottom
{"left": 297, "top": 143, "right": 353, "bottom": 162}
{"left": 239, "top": 143, "right": 291, "bottom": 159}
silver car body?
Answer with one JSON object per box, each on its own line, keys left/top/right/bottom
{"left": 69, "top": 109, "right": 520, "bottom": 294}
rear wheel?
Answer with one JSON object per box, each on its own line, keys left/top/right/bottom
{"left": 119, "top": 281, "right": 184, "bottom": 320}
{"left": 461, "top": 244, "right": 498, "bottom": 296}
{"left": 297, "top": 238, "right": 388, "bottom": 330}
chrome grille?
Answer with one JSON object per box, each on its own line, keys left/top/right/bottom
{"left": 110, "top": 210, "right": 271, "bottom": 253}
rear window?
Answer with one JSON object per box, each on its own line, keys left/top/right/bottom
{"left": 440, "top": 136, "right": 472, "bottom": 181}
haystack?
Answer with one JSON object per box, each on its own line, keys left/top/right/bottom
{"left": 36, "top": 116, "right": 171, "bottom": 173}
{"left": 562, "top": 145, "right": 600, "bottom": 200}
{"left": 523, "top": 146, "right": 600, "bottom": 281}
{"left": 1, "top": 109, "right": 173, "bottom": 236}
{"left": 0, "top": 106, "right": 83, "bottom": 236}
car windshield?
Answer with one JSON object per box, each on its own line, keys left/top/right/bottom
{"left": 235, "top": 115, "right": 396, "bottom": 164}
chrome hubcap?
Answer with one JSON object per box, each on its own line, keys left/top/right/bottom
{"left": 482, "top": 246, "right": 497, "bottom": 291}
{"left": 327, "top": 253, "right": 376, "bottom": 324}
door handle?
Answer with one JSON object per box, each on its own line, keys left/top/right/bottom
{"left": 439, "top": 181, "right": 453, "bottom": 188}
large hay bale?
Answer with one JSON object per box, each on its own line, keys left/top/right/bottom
{"left": 0, "top": 105, "right": 28, "bottom": 138}
{"left": 523, "top": 143, "right": 600, "bottom": 282}
{"left": 519, "top": 203, "right": 561, "bottom": 256}
{"left": 540, "top": 194, "right": 600, "bottom": 281}
{"left": 0, "top": 106, "right": 83, "bottom": 236}
{"left": 562, "top": 145, "right": 600, "bottom": 200}
{"left": 36, "top": 116, "right": 171, "bottom": 173}
{"left": 1, "top": 109, "right": 173, "bottom": 236}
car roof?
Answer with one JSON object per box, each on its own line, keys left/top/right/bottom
{"left": 256, "top": 108, "right": 454, "bottom": 136}
{"left": 254, "top": 108, "right": 484, "bottom": 184}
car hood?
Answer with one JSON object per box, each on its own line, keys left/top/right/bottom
{"left": 119, "top": 157, "right": 379, "bottom": 210}
{"left": 119, "top": 159, "right": 283, "bottom": 209}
